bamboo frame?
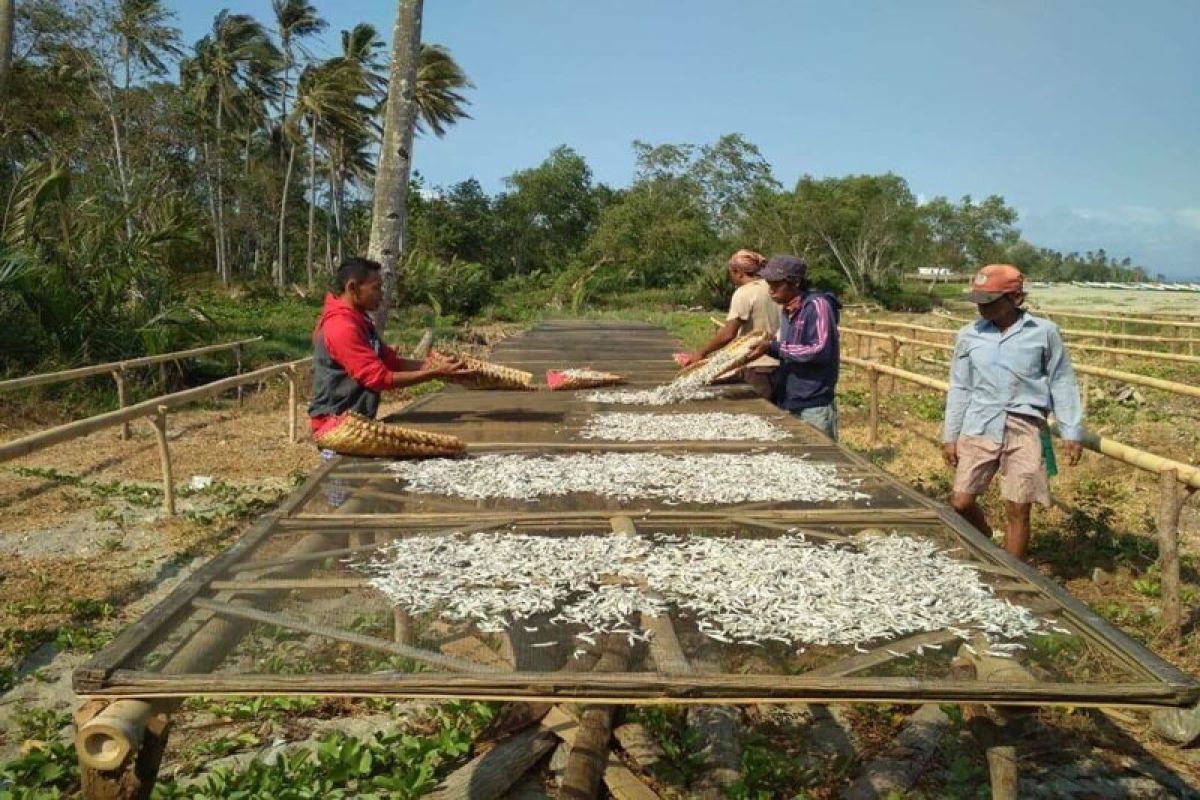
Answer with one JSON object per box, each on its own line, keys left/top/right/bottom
{"left": 71, "top": 319, "right": 1199, "bottom": 793}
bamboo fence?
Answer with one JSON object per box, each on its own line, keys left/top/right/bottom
{"left": 841, "top": 353, "right": 1197, "bottom": 643}
{"left": 0, "top": 338, "right": 263, "bottom": 439}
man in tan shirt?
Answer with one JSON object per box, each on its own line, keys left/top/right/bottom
{"left": 683, "top": 249, "right": 780, "bottom": 397}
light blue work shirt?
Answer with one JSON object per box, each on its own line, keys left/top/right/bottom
{"left": 943, "top": 312, "right": 1084, "bottom": 444}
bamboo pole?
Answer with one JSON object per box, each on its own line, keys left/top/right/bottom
{"left": 234, "top": 344, "right": 244, "bottom": 406}
{"left": 0, "top": 337, "right": 263, "bottom": 394}
{"left": 842, "top": 355, "right": 1200, "bottom": 489}
{"left": 112, "top": 368, "right": 130, "bottom": 441}
{"left": 887, "top": 336, "right": 899, "bottom": 392}
{"left": 868, "top": 366, "right": 880, "bottom": 446}
{"left": 150, "top": 407, "right": 174, "bottom": 516}
{"left": 1157, "top": 470, "right": 1185, "bottom": 645}
{"left": 285, "top": 366, "right": 298, "bottom": 443}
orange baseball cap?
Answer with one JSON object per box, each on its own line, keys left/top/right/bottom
{"left": 965, "top": 264, "right": 1024, "bottom": 304}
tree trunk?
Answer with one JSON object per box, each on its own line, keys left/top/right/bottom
{"left": 367, "top": 0, "right": 424, "bottom": 333}
{"left": 106, "top": 107, "right": 135, "bottom": 242}
{"left": 201, "top": 140, "right": 222, "bottom": 280}
{"left": 329, "top": 143, "right": 343, "bottom": 268}
{"left": 0, "top": 0, "right": 14, "bottom": 102}
{"left": 278, "top": 141, "right": 297, "bottom": 292}
{"left": 306, "top": 114, "right": 317, "bottom": 290}
{"left": 215, "top": 99, "right": 228, "bottom": 284}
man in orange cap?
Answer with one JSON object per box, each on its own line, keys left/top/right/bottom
{"left": 942, "top": 264, "right": 1084, "bottom": 560}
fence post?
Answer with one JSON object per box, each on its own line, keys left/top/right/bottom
{"left": 1080, "top": 373, "right": 1090, "bottom": 414}
{"left": 234, "top": 345, "right": 244, "bottom": 406}
{"left": 1157, "top": 469, "right": 1184, "bottom": 645}
{"left": 112, "top": 367, "right": 130, "bottom": 441}
{"left": 151, "top": 406, "right": 175, "bottom": 516}
{"left": 868, "top": 366, "right": 880, "bottom": 447}
{"left": 888, "top": 336, "right": 900, "bottom": 392}
{"left": 158, "top": 361, "right": 167, "bottom": 392}
{"left": 285, "top": 366, "right": 298, "bottom": 443}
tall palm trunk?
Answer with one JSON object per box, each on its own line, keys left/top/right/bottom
{"left": 328, "top": 146, "right": 343, "bottom": 266}
{"left": 367, "top": 0, "right": 423, "bottom": 332}
{"left": 305, "top": 113, "right": 318, "bottom": 290}
{"left": 278, "top": 140, "right": 297, "bottom": 291}
{"left": 0, "top": 0, "right": 14, "bottom": 102}
{"left": 215, "top": 97, "right": 229, "bottom": 283}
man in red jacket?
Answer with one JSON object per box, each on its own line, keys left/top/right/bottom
{"left": 308, "top": 257, "right": 470, "bottom": 437}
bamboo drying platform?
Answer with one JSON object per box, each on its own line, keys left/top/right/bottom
{"left": 75, "top": 320, "right": 1197, "bottom": 710}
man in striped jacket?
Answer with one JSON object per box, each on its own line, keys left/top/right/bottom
{"left": 747, "top": 255, "right": 842, "bottom": 439}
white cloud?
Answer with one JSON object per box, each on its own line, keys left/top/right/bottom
{"left": 1175, "top": 208, "right": 1200, "bottom": 231}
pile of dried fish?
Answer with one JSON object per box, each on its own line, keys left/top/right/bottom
{"left": 582, "top": 333, "right": 762, "bottom": 406}
{"left": 581, "top": 386, "right": 721, "bottom": 406}
{"left": 355, "top": 531, "right": 1045, "bottom": 652}
{"left": 579, "top": 412, "right": 789, "bottom": 442}
{"left": 386, "top": 452, "right": 865, "bottom": 504}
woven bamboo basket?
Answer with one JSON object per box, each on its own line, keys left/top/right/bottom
{"left": 674, "top": 332, "right": 766, "bottom": 383}
{"left": 545, "top": 368, "right": 626, "bottom": 391}
{"left": 441, "top": 352, "right": 536, "bottom": 391}
{"left": 315, "top": 413, "right": 465, "bottom": 458}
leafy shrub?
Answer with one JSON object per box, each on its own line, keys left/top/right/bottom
{"left": 399, "top": 252, "right": 494, "bottom": 319}
{"left": 874, "top": 284, "right": 935, "bottom": 312}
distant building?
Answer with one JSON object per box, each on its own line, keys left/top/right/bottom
{"left": 917, "top": 267, "right": 953, "bottom": 277}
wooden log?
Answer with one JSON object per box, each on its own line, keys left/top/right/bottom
{"left": 189, "top": 597, "right": 500, "bottom": 674}
{"left": 887, "top": 335, "right": 899, "bottom": 391}
{"left": 76, "top": 701, "right": 170, "bottom": 800}
{"left": 0, "top": 336, "right": 262, "bottom": 394}
{"left": 1156, "top": 469, "right": 1185, "bottom": 644}
{"left": 112, "top": 369, "right": 130, "bottom": 441}
{"left": 612, "top": 723, "right": 664, "bottom": 771}
{"left": 543, "top": 708, "right": 661, "bottom": 800}
{"left": 425, "top": 724, "right": 557, "bottom": 800}
{"left": 559, "top": 628, "right": 634, "bottom": 799}
{"left": 150, "top": 407, "right": 174, "bottom": 516}
{"left": 207, "top": 577, "right": 370, "bottom": 591}
{"left": 842, "top": 704, "right": 950, "bottom": 799}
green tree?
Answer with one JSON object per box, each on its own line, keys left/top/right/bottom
{"left": 494, "top": 145, "right": 598, "bottom": 277}
{"left": 919, "top": 194, "right": 1017, "bottom": 271}
{"left": 181, "top": 10, "right": 280, "bottom": 283}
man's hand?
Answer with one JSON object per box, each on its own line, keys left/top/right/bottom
{"left": 1062, "top": 440, "right": 1083, "bottom": 466}
{"left": 942, "top": 441, "right": 959, "bottom": 468}
{"left": 746, "top": 340, "right": 772, "bottom": 362}
{"left": 424, "top": 353, "right": 475, "bottom": 380}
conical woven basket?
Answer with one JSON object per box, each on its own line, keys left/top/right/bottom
{"left": 315, "top": 413, "right": 466, "bottom": 458}
{"left": 674, "top": 332, "right": 766, "bottom": 384}
{"left": 545, "top": 368, "right": 626, "bottom": 391}
{"left": 445, "top": 352, "right": 536, "bottom": 391}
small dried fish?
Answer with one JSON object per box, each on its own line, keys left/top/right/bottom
{"left": 386, "top": 452, "right": 867, "bottom": 505}
{"left": 579, "top": 412, "right": 789, "bottom": 442}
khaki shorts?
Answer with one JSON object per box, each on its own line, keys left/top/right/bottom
{"left": 953, "top": 414, "right": 1051, "bottom": 506}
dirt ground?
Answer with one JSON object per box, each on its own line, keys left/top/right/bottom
{"left": 0, "top": 315, "right": 1196, "bottom": 796}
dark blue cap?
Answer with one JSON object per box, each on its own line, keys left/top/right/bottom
{"left": 760, "top": 255, "right": 807, "bottom": 283}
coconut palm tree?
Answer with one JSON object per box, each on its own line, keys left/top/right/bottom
{"left": 283, "top": 59, "right": 369, "bottom": 289}
{"left": 0, "top": 0, "right": 16, "bottom": 102}
{"left": 368, "top": 0, "right": 473, "bottom": 329}
{"left": 414, "top": 43, "right": 473, "bottom": 137}
{"left": 272, "top": 0, "right": 325, "bottom": 128}
{"left": 181, "top": 11, "right": 280, "bottom": 283}
{"left": 113, "top": 0, "right": 183, "bottom": 91}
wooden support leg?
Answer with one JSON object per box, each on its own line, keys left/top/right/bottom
{"left": 888, "top": 336, "right": 899, "bottom": 392}
{"left": 150, "top": 406, "right": 175, "bottom": 516}
{"left": 1156, "top": 468, "right": 1188, "bottom": 644}
{"left": 234, "top": 345, "right": 244, "bottom": 406}
{"left": 112, "top": 368, "right": 130, "bottom": 440}
{"left": 76, "top": 701, "right": 170, "bottom": 800}
{"left": 868, "top": 367, "right": 880, "bottom": 447}
{"left": 285, "top": 367, "right": 298, "bottom": 443}
{"left": 968, "top": 715, "right": 1020, "bottom": 800}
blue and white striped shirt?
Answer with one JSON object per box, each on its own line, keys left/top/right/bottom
{"left": 943, "top": 312, "right": 1084, "bottom": 444}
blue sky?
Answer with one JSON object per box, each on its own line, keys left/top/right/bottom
{"left": 170, "top": 1, "right": 1200, "bottom": 278}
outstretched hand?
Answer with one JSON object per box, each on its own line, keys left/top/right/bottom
{"left": 425, "top": 353, "right": 475, "bottom": 380}
{"left": 1062, "top": 440, "right": 1083, "bottom": 466}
